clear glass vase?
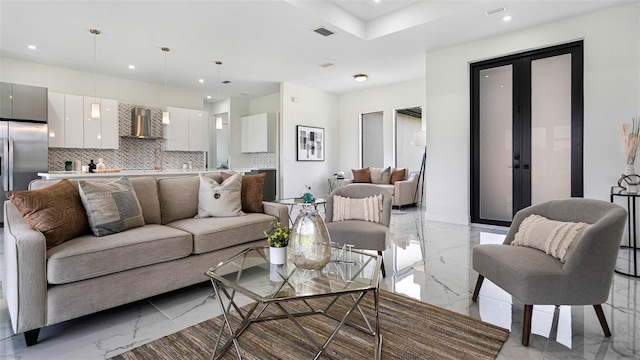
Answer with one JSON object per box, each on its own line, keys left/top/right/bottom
{"left": 288, "top": 205, "right": 331, "bottom": 270}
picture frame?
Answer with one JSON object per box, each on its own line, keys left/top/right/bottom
{"left": 297, "top": 125, "right": 324, "bottom": 161}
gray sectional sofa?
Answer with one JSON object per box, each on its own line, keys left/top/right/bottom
{"left": 3, "top": 174, "right": 288, "bottom": 345}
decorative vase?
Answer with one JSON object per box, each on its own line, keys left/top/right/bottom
{"left": 625, "top": 164, "right": 636, "bottom": 175}
{"left": 269, "top": 246, "right": 287, "bottom": 265}
{"left": 288, "top": 205, "right": 331, "bottom": 270}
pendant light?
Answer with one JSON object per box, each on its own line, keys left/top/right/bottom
{"left": 162, "top": 47, "right": 171, "bottom": 125}
{"left": 90, "top": 29, "right": 101, "bottom": 119}
{"left": 215, "top": 61, "right": 223, "bottom": 130}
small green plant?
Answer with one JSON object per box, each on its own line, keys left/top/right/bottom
{"left": 264, "top": 221, "right": 290, "bottom": 248}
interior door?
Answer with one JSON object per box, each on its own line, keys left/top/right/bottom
{"left": 471, "top": 42, "right": 583, "bottom": 226}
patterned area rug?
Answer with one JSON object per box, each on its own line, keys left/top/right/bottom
{"left": 111, "top": 290, "right": 509, "bottom": 359}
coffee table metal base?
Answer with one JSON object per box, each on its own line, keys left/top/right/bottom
{"left": 210, "top": 279, "right": 381, "bottom": 360}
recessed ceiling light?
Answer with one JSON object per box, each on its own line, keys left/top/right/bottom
{"left": 198, "top": 79, "right": 204, "bottom": 83}
{"left": 374, "top": 0, "right": 382, "bottom": 3}
{"left": 319, "top": 62, "right": 334, "bottom": 68}
{"left": 502, "top": 15, "right": 512, "bottom": 21}
{"left": 128, "top": 65, "right": 135, "bottom": 70}
{"left": 27, "top": 45, "right": 37, "bottom": 50}
{"left": 207, "top": 95, "right": 212, "bottom": 99}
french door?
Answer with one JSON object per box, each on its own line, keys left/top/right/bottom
{"left": 471, "top": 42, "right": 584, "bottom": 226}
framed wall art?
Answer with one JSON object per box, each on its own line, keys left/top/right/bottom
{"left": 297, "top": 125, "right": 324, "bottom": 161}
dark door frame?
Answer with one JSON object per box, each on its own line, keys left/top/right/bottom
{"left": 470, "top": 41, "right": 584, "bottom": 226}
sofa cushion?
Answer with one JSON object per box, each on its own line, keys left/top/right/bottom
{"left": 28, "top": 177, "right": 163, "bottom": 225}
{"left": 8, "top": 179, "right": 90, "bottom": 249}
{"left": 129, "top": 177, "right": 162, "bottom": 225}
{"left": 158, "top": 175, "right": 200, "bottom": 224}
{"left": 46, "top": 224, "right": 193, "bottom": 284}
{"left": 167, "top": 213, "right": 276, "bottom": 254}
{"left": 391, "top": 168, "right": 407, "bottom": 183}
{"left": 511, "top": 214, "right": 590, "bottom": 262}
{"left": 78, "top": 177, "right": 145, "bottom": 237}
{"left": 196, "top": 173, "right": 244, "bottom": 218}
{"left": 370, "top": 167, "right": 391, "bottom": 184}
{"left": 221, "top": 172, "right": 266, "bottom": 213}
{"left": 352, "top": 167, "right": 371, "bottom": 183}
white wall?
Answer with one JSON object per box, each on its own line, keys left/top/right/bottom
{"left": 0, "top": 58, "right": 203, "bottom": 109}
{"left": 336, "top": 79, "right": 426, "bottom": 175}
{"left": 280, "top": 82, "right": 338, "bottom": 197}
{"left": 250, "top": 93, "right": 279, "bottom": 115}
{"left": 425, "top": 3, "right": 640, "bottom": 224}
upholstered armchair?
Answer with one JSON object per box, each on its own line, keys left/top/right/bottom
{"left": 471, "top": 198, "right": 627, "bottom": 346}
{"left": 325, "top": 184, "right": 392, "bottom": 277}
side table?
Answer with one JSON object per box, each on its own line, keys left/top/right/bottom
{"left": 610, "top": 186, "right": 639, "bottom": 277}
{"left": 328, "top": 177, "right": 345, "bottom": 193}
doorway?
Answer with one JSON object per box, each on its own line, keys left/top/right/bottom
{"left": 394, "top": 106, "right": 423, "bottom": 169}
{"left": 470, "top": 41, "right": 584, "bottom": 226}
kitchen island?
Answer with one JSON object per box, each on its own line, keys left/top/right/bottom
{"left": 37, "top": 168, "right": 253, "bottom": 179}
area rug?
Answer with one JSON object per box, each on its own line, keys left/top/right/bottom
{"left": 111, "top": 290, "right": 509, "bottom": 359}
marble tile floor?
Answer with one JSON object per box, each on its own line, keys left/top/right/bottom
{"left": 0, "top": 207, "right": 638, "bottom": 359}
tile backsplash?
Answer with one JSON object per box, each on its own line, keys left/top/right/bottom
{"left": 48, "top": 103, "right": 205, "bottom": 171}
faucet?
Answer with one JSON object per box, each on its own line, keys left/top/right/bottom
{"left": 154, "top": 148, "right": 163, "bottom": 170}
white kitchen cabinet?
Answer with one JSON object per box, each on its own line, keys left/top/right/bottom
{"left": 163, "top": 107, "right": 189, "bottom": 151}
{"left": 64, "top": 94, "right": 84, "bottom": 148}
{"left": 83, "top": 96, "right": 102, "bottom": 149}
{"left": 241, "top": 113, "right": 275, "bottom": 153}
{"left": 47, "top": 92, "right": 118, "bottom": 149}
{"left": 163, "top": 107, "right": 209, "bottom": 151}
{"left": 47, "top": 92, "right": 65, "bottom": 147}
{"left": 188, "top": 109, "right": 209, "bottom": 151}
{"left": 100, "top": 98, "right": 119, "bottom": 149}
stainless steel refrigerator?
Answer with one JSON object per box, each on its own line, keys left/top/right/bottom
{"left": 0, "top": 82, "right": 49, "bottom": 222}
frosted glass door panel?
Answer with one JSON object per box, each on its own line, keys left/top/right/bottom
{"left": 531, "top": 54, "right": 572, "bottom": 205}
{"left": 362, "top": 112, "right": 384, "bottom": 168}
{"left": 479, "top": 65, "right": 513, "bottom": 221}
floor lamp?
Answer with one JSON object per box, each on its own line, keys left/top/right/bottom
{"left": 414, "top": 131, "right": 426, "bottom": 206}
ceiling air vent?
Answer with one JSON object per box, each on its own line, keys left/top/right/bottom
{"left": 319, "top": 62, "right": 334, "bottom": 68}
{"left": 485, "top": 6, "right": 506, "bottom": 16}
{"left": 222, "top": 80, "right": 231, "bottom": 84}
{"left": 313, "top": 27, "right": 334, "bottom": 37}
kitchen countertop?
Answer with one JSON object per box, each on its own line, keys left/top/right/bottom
{"left": 38, "top": 168, "right": 254, "bottom": 179}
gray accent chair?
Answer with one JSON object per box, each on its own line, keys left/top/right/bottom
{"left": 471, "top": 198, "right": 627, "bottom": 346}
{"left": 325, "top": 184, "right": 392, "bottom": 277}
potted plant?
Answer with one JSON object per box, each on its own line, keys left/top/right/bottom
{"left": 264, "top": 221, "right": 290, "bottom": 265}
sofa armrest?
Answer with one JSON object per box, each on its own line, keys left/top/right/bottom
{"left": 393, "top": 173, "right": 419, "bottom": 206}
{"left": 262, "top": 202, "right": 289, "bottom": 225}
{"left": 3, "top": 201, "right": 48, "bottom": 334}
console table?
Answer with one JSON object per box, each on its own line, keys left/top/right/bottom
{"left": 610, "top": 186, "right": 639, "bottom": 277}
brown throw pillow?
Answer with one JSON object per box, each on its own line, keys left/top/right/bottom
{"left": 352, "top": 167, "right": 371, "bottom": 183}
{"left": 221, "top": 172, "right": 266, "bottom": 213}
{"left": 391, "top": 168, "right": 407, "bottom": 184}
{"left": 7, "top": 179, "right": 90, "bottom": 249}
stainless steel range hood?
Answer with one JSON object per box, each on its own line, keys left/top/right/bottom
{"left": 128, "top": 107, "right": 160, "bottom": 139}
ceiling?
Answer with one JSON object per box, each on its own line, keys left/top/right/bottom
{"left": 0, "top": 1, "right": 633, "bottom": 102}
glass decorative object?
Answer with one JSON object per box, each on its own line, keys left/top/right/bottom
{"left": 288, "top": 205, "right": 331, "bottom": 270}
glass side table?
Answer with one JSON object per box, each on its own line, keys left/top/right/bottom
{"left": 274, "top": 197, "right": 327, "bottom": 225}
{"left": 610, "top": 186, "right": 640, "bottom": 277}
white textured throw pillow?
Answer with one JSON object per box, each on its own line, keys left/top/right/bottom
{"left": 333, "top": 194, "right": 383, "bottom": 223}
{"left": 196, "top": 173, "right": 245, "bottom": 218}
{"left": 511, "top": 214, "right": 590, "bottom": 262}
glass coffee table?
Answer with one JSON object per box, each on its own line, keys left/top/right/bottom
{"left": 206, "top": 246, "right": 382, "bottom": 359}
